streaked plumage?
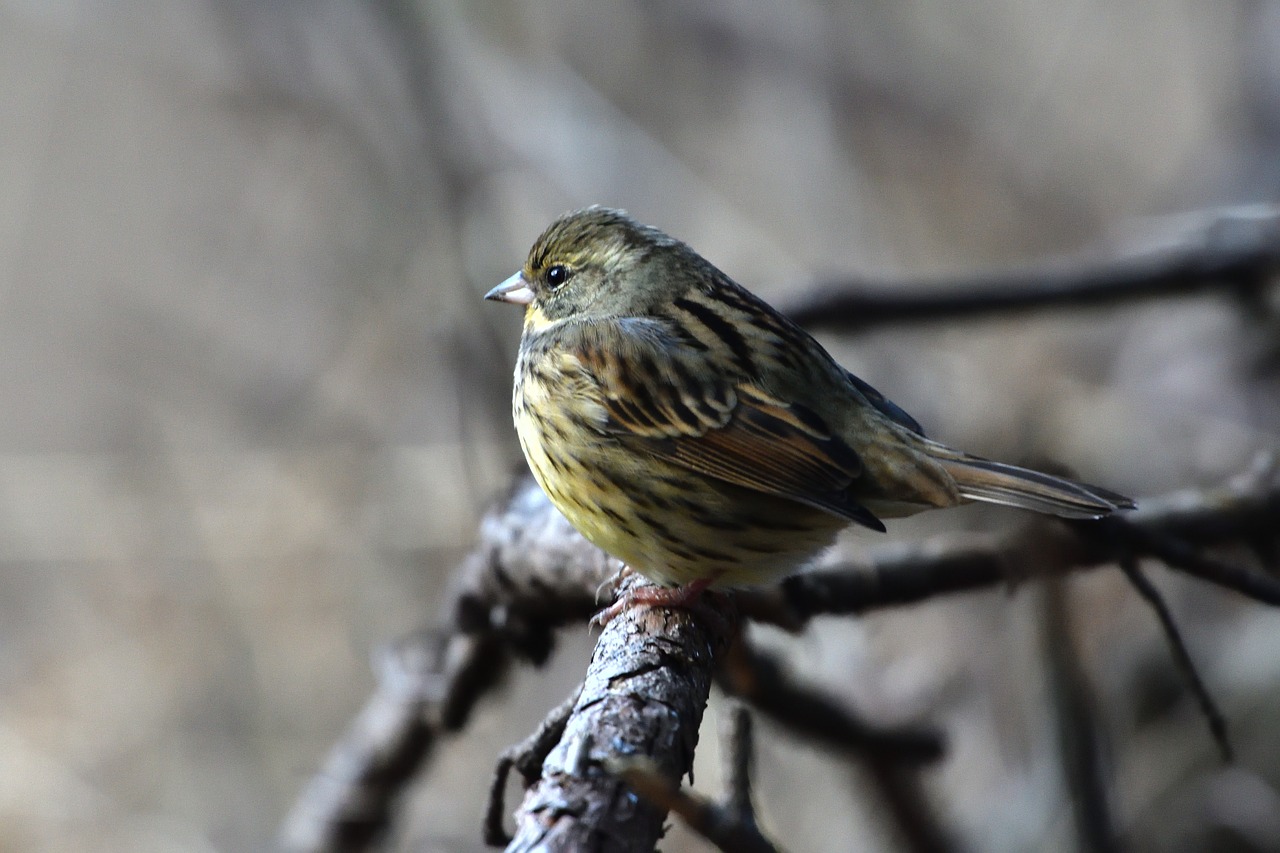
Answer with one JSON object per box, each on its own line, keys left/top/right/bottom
{"left": 487, "top": 207, "right": 1133, "bottom": 599}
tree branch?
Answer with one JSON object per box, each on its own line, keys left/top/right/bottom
{"left": 738, "top": 454, "right": 1280, "bottom": 628}
{"left": 603, "top": 706, "right": 782, "bottom": 853}
{"left": 504, "top": 573, "right": 733, "bottom": 851}
{"left": 1116, "top": 555, "right": 1232, "bottom": 763}
{"left": 783, "top": 205, "right": 1280, "bottom": 330}
{"left": 284, "top": 456, "right": 1279, "bottom": 851}
{"left": 1041, "top": 576, "right": 1121, "bottom": 853}
{"left": 719, "top": 638, "right": 954, "bottom": 853}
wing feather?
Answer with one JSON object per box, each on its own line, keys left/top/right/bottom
{"left": 573, "top": 322, "right": 885, "bottom": 531}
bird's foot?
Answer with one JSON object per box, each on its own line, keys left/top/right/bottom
{"left": 590, "top": 576, "right": 717, "bottom": 628}
{"left": 594, "top": 563, "right": 634, "bottom": 604}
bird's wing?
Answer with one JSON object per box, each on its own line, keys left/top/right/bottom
{"left": 571, "top": 322, "right": 885, "bottom": 531}
{"left": 845, "top": 370, "right": 925, "bottom": 436}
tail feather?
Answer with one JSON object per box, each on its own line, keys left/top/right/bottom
{"left": 934, "top": 455, "right": 1135, "bottom": 519}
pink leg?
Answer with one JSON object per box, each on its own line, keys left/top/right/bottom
{"left": 590, "top": 576, "right": 718, "bottom": 627}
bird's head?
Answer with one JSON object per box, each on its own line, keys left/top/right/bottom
{"left": 485, "top": 207, "right": 700, "bottom": 329}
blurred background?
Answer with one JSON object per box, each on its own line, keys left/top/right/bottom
{"left": 1, "top": 1, "right": 1278, "bottom": 851}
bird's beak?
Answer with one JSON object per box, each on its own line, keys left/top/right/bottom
{"left": 484, "top": 272, "right": 535, "bottom": 306}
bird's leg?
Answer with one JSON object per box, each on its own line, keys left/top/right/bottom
{"left": 590, "top": 575, "right": 718, "bottom": 627}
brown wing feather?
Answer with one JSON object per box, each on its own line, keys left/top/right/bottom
{"left": 635, "top": 396, "right": 885, "bottom": 531}
{"left": 575, "top": 325, "right": 884, "bottom": 531}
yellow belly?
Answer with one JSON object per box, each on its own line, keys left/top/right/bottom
{"left": 513, "top": 358, "right": 844, "bottom": 587}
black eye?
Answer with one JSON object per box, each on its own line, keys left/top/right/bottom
{"left": 546, "top": 264, "right": 570, "bottom": 289}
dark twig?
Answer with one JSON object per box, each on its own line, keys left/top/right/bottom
{"left": 719, "top": 638, "right": 944, "bottom": 764}
{"left": 724, "top": 704, "right": 757, "bottom": 821}
{"left": 784, "top": 205, "right": 1280, "bottom": 330}
{"left": 598, "top": 705, "right": 782, "bottom": 853}
{"left": 1041, "top": 579, "right": 1120, "bottom": 853}
{"left": 1116, "top": 555, "right": 1233, "bottom": 763}
{"left": 606, "top": 755, "right": 783, "bottom": 853}
{"left": 720, "top": 637, "right": 954, "bottom": 853}
{"left": 485, "top": 686, "right": 583, "bottom": 846}
{"left": 1128, "top": 527, "right": 1280, "bottom": 607}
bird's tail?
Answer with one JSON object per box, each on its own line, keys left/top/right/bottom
{"left": 928, "top": 446, "right": 1135, "bottom": 519}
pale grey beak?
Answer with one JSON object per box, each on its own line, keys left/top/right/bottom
{"left": 484, "top": 272, "right": 535, "bottom": 306}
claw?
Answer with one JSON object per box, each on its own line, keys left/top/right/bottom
{"left": 594, "top": 564, "right": 634, "bottom": 605}
{"left": 590, "top": 577, "right": 717, "bottom": 628}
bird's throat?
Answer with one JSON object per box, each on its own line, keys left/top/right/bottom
{"left": 522, "top": 304, "right": 565, "bottom": 335}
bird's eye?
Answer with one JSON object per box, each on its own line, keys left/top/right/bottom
{"left": 545, "top": 264, "right": 570, "bottom": 289}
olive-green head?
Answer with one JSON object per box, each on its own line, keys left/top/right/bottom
{"left": 485, "top": 206, "right": 701, "bottom": 325}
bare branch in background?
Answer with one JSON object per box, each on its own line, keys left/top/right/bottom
{"left": 784, "top": 206, "right": 1280, "bottom": 330}
{"left": 1117, "top": 556, "right": 1233, "bottom": 763}
{"left": 1041, "top": 578, "right": 1121, "bottom": 853}
{"left": 723, "top": 705, "right": 759, "bottom": 829}
{"left": 282, "top": 479, "right": 614, "bottom": 852}
{"left": 279, "top": 629, "right": 513, "bottom": 852}
{"left": 717, "top": 640, "right": 944, "bottom": 765}
{"left": 741, "top": 454, "right": 1280, "bottom": 627}
{"left": 720, "top": 640, "right": 955, "bottom": 853}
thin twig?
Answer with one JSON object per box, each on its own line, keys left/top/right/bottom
{"left": 720, "top": 637, "right": 955, "bottom": 853}
{"left": 1041, "top": 578, "right": 1120, "bottom": 853}
{"left": 725, "top": 704, "right": 756, "bottom": 821}
{"left": 719, "top": 639, "right": 944, "bottom": 764}
{"left": 485, "top": 686, "right": 584, "bottom": 846}
{"left": 606, "top": 756, "right": 783, "bottom": 853}
{"left": 1116, "top": 555, "right": 1233, "bottom": 762}
{"left": 1130, "top": 528, "right": 1280, "bottom": 606}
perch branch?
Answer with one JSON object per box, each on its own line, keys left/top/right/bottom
{"left": 503, "top": 573, "right": 734, "bottom": 852}
{"left": 286, "top": 456, "right": 1278, "bottom": 851}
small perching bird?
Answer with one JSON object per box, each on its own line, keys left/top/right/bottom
{"left": 486, "top": 207, "right": 1133, "bottom": 617}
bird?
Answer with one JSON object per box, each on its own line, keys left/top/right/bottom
{"left": 485, "top": 207, "right": 1134, "bottom": 619}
